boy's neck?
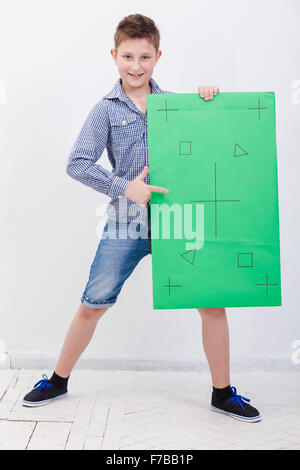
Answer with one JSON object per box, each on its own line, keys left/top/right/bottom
{"left": 120, "top": 78, "right": 152, "bottom": 99}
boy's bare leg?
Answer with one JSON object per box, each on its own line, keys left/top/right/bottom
{"left": 54, "top": 304, "right": 108, "bottom": 378}
{"left": 197, "top": 308, "right": 230, "bottom": 388}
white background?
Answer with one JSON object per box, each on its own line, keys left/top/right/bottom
{"left": 0, "top": 0, "right": 299, "bottom": 371}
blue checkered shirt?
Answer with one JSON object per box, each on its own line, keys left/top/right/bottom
{"left": 66, "top": 76, "right": 174, "bottom": 226}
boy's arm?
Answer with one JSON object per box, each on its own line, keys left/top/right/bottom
{"left": 66, "top": 99, "right": 130, "bottom": 198}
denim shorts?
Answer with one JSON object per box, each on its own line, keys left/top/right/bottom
{"left": 80, "top": 209, "right": 151, "bottom": 309}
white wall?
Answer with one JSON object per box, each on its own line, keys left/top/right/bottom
{"left": 1, "top": 0, "right": 299, "bottom": 372}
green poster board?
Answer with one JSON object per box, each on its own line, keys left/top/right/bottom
{"left": 147, "top": 92, "right": 281, "bottom": 309}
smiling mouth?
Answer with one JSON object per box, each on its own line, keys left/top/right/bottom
{"left": 128, "top": 73, "right": 144, "bottom": 78}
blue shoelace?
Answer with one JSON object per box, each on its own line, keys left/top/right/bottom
{"left": 228, "top": 386, "right": 250, "bottom": 407}
{"left": 33, "top": 374, "right": 53, "bottom": 390}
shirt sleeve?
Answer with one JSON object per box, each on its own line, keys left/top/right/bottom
{"left": 66, "top": 99, "right": 131, "bottom": 198}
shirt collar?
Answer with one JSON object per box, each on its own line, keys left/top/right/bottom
{"left": 103, "top": 76, "right": 163, "bottom": 101}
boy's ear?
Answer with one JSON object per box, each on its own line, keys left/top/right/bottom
{"left": 110, "top": 48, "right": 117, "bottom": 62}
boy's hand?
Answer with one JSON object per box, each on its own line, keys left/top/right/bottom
{"left": 124, "top": 166, "right": 169, "bottom": 206}
{"left": 198, "top": 85, "right": 219, "bottom": 100}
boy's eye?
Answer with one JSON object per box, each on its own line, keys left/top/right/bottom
{"left": 124, "top": 55, "right": 149, "bottom": 59}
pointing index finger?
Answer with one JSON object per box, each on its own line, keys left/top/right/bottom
{"left": 149, "top": 185, "right": 169, "bottom": 193}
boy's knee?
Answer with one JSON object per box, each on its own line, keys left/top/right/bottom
{"left": 79, "top": 303, "right": 109, "bottom": 319}
{"left": 197, "top": 307, "right": 226, "bottom": 318}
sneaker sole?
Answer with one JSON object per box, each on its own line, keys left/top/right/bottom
{"left": 22, "top": 392, "right": 68, "bottom": 407}
{"left": 210, "top": 404, "right": 261, "bottom": 422}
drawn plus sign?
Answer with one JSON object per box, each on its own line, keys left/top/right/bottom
{"left": 190, "top": 163, "right": 240, "bottom": 238}
{"left": 163, "top": 276, "right": 182, "bottom": 296}
{"left": 256, "top": 273, "right": 278, "bottom": 295}
{"left": 157, "top": 98, "right": 178, "bottom": 123}
{"left": 248, "top": 97, "right": 268, "bottom": 120}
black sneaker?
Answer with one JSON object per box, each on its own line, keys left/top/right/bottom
{"left": 22, "top": 374, "right": 68, "bottom": 407}
{"left": 211, "top": 386, "right": 261, "bottom": 422}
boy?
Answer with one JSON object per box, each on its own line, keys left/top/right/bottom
{"left": 22, "top": 14, "right": 261, "bottom": 422}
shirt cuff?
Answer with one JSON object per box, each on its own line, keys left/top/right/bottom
{"left": 108, "top": 175, "right": 131, "bottom": 198}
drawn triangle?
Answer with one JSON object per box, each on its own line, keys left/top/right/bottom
{"left": 234, "top": 143, "right": 248, "bottom": 158}
{"left": 180, "top": 249, "right": 196, "bottom": 265}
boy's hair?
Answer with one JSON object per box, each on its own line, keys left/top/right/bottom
{"left": 114, "top": 14, "right": 160, "bottom": 53}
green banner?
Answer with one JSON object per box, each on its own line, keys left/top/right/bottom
{"left": 147, "top": 91, "right": 281, "bottom": 309}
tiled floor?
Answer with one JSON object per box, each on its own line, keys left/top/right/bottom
{"left": 0, "top": 369, "right": 299, "bottom": 450}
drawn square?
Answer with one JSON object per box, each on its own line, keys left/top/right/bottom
{"left": 238, "top": 253, "right": 253, "bottom": 268}
{"left": 179, "top": 141, "right": 191, "bottom": 156}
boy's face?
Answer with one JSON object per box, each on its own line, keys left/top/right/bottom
{"left": 110, "top": 38, "right": 161, "bottom": 91}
